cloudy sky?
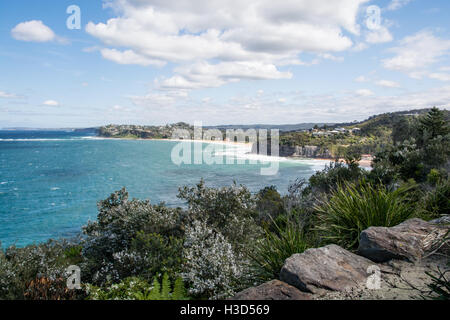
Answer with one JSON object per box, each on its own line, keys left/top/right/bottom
{"left": 1, "top": 0, "right": 450, "bottom": 128}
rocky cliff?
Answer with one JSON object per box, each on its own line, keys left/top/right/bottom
{"left": 251, "top": 142, "right": 334, "bottom": 159}
{"left": 232, "top": 216, "right": 449, "bottom": 300}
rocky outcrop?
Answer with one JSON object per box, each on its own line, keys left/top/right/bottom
{"left": 234, "top": 217, "right": 449, "bottom": 300}
{"left": 357, "top": 218, "right": 449, "bottom": 263}
{"left": 279, "top": 244, "right": 375, "bottom": 294}
{"left": 430, "top": 215, "right": 450, "bottom": 225}
{"left": 232, "top": 280, "right": 311, "bottom": 300}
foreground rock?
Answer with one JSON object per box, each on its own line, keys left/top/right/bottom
{"left": 358, "top": 218, "right": 449, "bottom": 263}
{"left": 315, "top": 254, "right": 448, "bottom": 300}
{"left": 430, "top": 215, "right": 450, "bottom": 225}
{"left": 280, "top": 244, "right": 375, "bottom": 294}
{"left": 232, "top": 280, "right": 312, "bottom": 300}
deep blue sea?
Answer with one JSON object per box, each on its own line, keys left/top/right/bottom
{"left": 0, "top": 130, "right": 329, "bottom": 248}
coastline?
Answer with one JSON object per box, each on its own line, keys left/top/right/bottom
{"left": 99, "top": 136, "right": 373, "bottom": 168}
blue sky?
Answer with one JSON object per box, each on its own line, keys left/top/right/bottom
{"left": 1, "top": 0, "right": 450, "bottom": 128}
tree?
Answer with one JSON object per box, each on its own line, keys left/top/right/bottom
{"left": 392, "top": 116, "right": 417, "bottom": 145}
{"left": 417, "top": 107, "right": 449, "bottom": 147}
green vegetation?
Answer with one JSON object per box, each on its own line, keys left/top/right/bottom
{"left": 249, "top": 221, "right": 310, "bottom": 282}
{"left": 0, "top": 107, "right": 449, "bottom": 300}
{"left": 99, "top": 122, "right": 194, "bottom": 139}
{"left": 315, "top": 181, "right": 416, "bottom": 249}
{"left": 87, "top": 274, "right": 189, "bottom": 300}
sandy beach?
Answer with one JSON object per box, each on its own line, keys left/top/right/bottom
{"left": 100, "top": 136, "right": 373, "bottom": 168}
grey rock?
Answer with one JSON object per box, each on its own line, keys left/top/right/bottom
{"left": 358, "top": 218, "right": 449, "bottom": 263}
{"left": 429, "top": 215, "right": 450, "bottom": 225}
{"left": 232, "top": 280, "right": 312, "bottom": 300}
{"left": 279, "top": 244, "right": 375, "bottom": 294}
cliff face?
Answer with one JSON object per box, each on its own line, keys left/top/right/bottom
{"left": 251, "top": 143, "right": 333, "bottom": 159}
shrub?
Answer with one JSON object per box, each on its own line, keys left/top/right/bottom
{"left": 308, "top": 161, "right": 365, "bottom": 194}
{"left": 87, "top": 274, "right": 189, "bottom": 300}
{"left": 0, "top": 240, "right": 75, "bottom": 299}
{"left": 249, "top": 221, "right": 310, "bottom": 282}
{"left": 181, "top": 220, "right": 246, "bottom": 299}
{"left": 178, "top": 180, "right": 261, "bottom": 249}
{"left": 81, "top": 188, "right": 184, "bottom": 285}
{"left": 314, "top": 180, "right": 416, "bottom": 250}
{"left": 255, "top": 186, "right": 286, "bottom": 228}
{"left": 419, "top": 179, "right": 450, "bottom": 220}
{"left": 24, "top": 276, "right": 80, "bottom": 300}
{"left": 87, "top": 277, "right": 152, "bottom": 300}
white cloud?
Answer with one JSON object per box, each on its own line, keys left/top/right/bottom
{"left": 382, "top": 31, "right": 450, "bottom": 78}
{"left": 86, "top": 0, "right": 369, "bottom": 88}
{"left": 100, "top": 49, "right": 166, "bottom": 67}
{"left": 11, "top": 20, "right": 55, "bottom": 42}
{"left": 352, "top": 42, "right": 369, "bottom": 52}
{"left": 375, "top": 80, "right": 401, "bottom": 88}
{"left": 318, "top": 53, "right": 344, "bottom": 62}
{"left": 126, "top": 86, "right": 450, "bottom": 124}
{"left": 42, "top": 100, "right": 60, "bottom": 107}
{"left": 355, "top": 89, "right": 374, "bottom": 96}
{"left": 429, "top": 73, "right": 450, "bottom": 81}
{"left": 365, "top": 26, "right": 393, "bottom": 44}
{"left": 0, "top": 91, "right": 20, "bottom": 99}
{"left": 159, "top": 61, "right": 292, "bottom": 90}
{"left": 387, "top": 0, "right": 412, "bottom": 11}
{"left": 355, "top": 76, "right": 368, "bottom": 82}
{"left": 131, "top": 90, "right": 189, "bottom": 108}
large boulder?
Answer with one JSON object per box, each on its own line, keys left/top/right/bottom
{"left": 232, "top": 280, "right": 312, "bottom": 300}
{"left": 430, "top": 215, "right": 450, "bottom": 225}
{"left": 279, "top": 244, "right": 375, "bottom": 294}
{"left": 358, "top": 218, "right": 449, "bottom": 263}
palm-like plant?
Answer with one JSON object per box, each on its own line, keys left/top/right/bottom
{"left": 314, "top": 180, "right": 416, "bottom": 250}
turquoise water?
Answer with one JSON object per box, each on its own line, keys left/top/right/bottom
{"left": 0, "top": 130, "right": 327, "bottom": 248}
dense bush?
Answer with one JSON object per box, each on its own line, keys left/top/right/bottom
{"left": 181, "top": 220, "right": 246, "bottom": 299}
{"left": 308, "top": 160, "right": 365, "bottom": 194}
{"left": 373, "top": 107, "right": 450, "bottom": 183}
{"left": 255, "top": 186, "right": 286, "bottom": 228}
{"left": 249, "top": 221, "right": 310, "bottom": 282}
{"left": 81, "top": 188, "right": 185, "bottom": 285}
{"left": 178, "top": 180, "right": 261, "bottom": 249}
{"left": 418, "top": 178, "right": 450, "bottom": 220}
{"left": 87, "top": 274, "right": 188, "bottom": 300}
{"left": 314, "top": 180, "right": 416, "bottom": 249}
{"left": 0, "top": 240, "right": 76, "bottom": 299}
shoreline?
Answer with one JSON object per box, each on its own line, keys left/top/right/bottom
{"left": 100, "top": 136, "right": 373, "bottom": 168}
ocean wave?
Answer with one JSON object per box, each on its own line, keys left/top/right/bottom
{"left": 208, "top": 143, "right": 331, "bottom": 167}
{"left": 0, "top": 136, "right": 100, "bottom": 142}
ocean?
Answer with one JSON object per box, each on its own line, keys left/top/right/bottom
{"left": 0, "top": 130, "right": 329, "bottom": 248}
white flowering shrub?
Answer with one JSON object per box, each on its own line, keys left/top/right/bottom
{"left": 81, "top": 188, "right": 185, "bottom": 285}
{"left": 181, "top": 220, "right": 246, "bottom": 299}
{"left": 178, "top": 180, "right": 262, "bottom": 251}
{"left": 0, "top": 247, "right": 16, "bottom": 299}
{"left": 0, "top": 240, "right": 76, "bottom": 299}
{"left": 86, "top": 277, "right": 151, "bottom": 300}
